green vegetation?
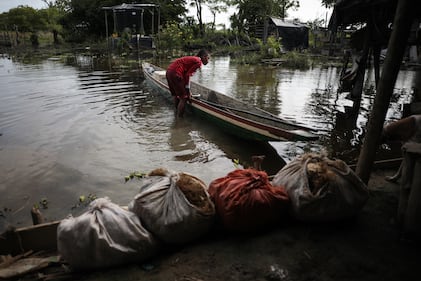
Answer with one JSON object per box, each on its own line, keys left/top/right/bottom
{"left": 282, "top": 51, "right": 310, "bottom": 68}
{"left": 0, "top": 0, "right": 333, "bottom": 69}
{"left": 125, "top": 171, "right": 147, "bottom": 183}
{"left": 71, "top": 193, "right": 98, "bottom": 210}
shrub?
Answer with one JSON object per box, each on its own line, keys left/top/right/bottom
{"left": 282, "top": 51, "right": 310, "bottom": 69}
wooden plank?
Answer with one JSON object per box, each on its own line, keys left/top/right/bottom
{"left": 0, "top": 221, "right": 60, "bottom": 256}
{"left": 0, "top": 206, "right": 129, "bottom": 255}
{"left": 349, "top": 158, "right": 402, "bottom": 170}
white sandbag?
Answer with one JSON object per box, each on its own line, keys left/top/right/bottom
{"left": 128, "top": 169, "right": 215, "bottom": 244}
{"left": 272, "top": 154, "right": 369, "bottom": 222}
{"left": 57, "top": 197, "right": 159, "bottom": 270}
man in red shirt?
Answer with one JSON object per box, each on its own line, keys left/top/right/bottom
{"left": 166, "top": 49, "right": 210, "bottom": 117}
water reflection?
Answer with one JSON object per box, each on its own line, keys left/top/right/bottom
{"left": 234, "top": 66, "right": 280, "bottom": 113}
{"left": 0, "top": 53, "right": 416, "bottom": 231}
{"left": 169, "top": 116, "right": 286, "bottom": 175}
{"left": 195, "top": 56, "right": 415, "bottom": 162}
{"left": 327, "top": 99, "right": 362, "bottom": 162}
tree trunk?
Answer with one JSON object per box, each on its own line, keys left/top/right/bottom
{"left": 53, "top": 29, "right": 59, "bottom": 44}
{"left": 356, "top": 0, "right": 416, "bottom": 184}
{"left": 195, "top": 1, "right": 204, "bottom": 36}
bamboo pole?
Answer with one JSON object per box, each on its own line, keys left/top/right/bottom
{"left": 356, "top": 0, "right": 416, "bottom": 184}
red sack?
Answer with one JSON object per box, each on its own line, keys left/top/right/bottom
{"left": 208, "top": 169, "right": 289, "bottom": 232}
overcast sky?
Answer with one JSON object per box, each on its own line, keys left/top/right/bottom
{"left": 190, "top": 1, "right": 332, "bottom": 27}
{"left": 1, "top": 0, "right": 332, "bottom": 26}
{"left": 0, "top": 0, "right": 45, "bottom": 12}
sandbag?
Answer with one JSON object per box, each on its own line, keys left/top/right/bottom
{"left": 57, "top": 197, "right": 159, "bottom": 270}
{"left": 208, "top": 169, "right": 289, "bottom": 232}
{"left": 128, "top": 168, "right": 215, "bottom": 244}
{"left": 272, "top": 153, "right": 369, "bottom": 222}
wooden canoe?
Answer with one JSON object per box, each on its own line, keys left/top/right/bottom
{"left": 142, "top": 62, "right": 318, "bottom": 142}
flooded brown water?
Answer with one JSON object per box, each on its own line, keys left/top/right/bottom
{"left": 0, "top": 53, "right": 416, "bottom": 231}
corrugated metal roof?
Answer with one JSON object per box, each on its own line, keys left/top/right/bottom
{"left": 270, "top": 17, "right": 308, "bottom": 28}
{"left": 102, "top": 3, "right": 159, "bottom": 11}
{"left": 327, "top": 0, "right": 421, "bottom": 29}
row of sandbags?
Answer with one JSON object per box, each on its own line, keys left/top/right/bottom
{"left": 57, "top": 153, "right": 369, "bottom": 270}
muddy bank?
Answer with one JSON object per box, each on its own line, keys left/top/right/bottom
{"left": 65, "top": 168, "right": 419, "bottom": 281}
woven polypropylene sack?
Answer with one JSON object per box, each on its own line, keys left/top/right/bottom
{"left": 128, "top": 169, "right": 215, "bottom": 244}
{"left": 57, "top": 197, "right": 159, "bottom": 270}
{"left": 272, "top": 154, "right": 369, "bottom": 222}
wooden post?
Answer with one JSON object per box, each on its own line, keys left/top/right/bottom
{"left": 104, "top": 10, "right": 109, "bottom": 48}
{"left": 399, "top": 158, "right": 421, "bottom": 236}
{"left": 356, "top": 0, "right": 416, "bottom": 184}
{"left": 113, "top": 9, "right": 117, "bottom": 34}
{"left": 350, "top": 27, "right": 370, "bottom": 100}
{"left": 397, "top": 144, "right": 421, "bottom": 236}
{"left": 404, "top": 158, "right": 421, "bottom": 235}
{"left": 413, "top": 70, "right": 421, "bottom": 102}
{"left": 373, "top": 44, "right": 381, "bottom": 87}
{"left": 356, "top": 0, "right": 416, "bottom": 183}
{"left": 263, "top": 17, "right": 268, "bottom": 44}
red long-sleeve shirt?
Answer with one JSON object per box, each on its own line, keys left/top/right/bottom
{"left": 166, "top": 56, "right": 202, "bottom": 86}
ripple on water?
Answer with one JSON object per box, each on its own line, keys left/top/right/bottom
{"left": 0, "top": 56, "right": 416, "bottom": 231}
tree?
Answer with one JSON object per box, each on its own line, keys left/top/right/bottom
{"left": 158, "top": 0, "right": 188, "bottom": 25}
{"left": 59, "top": 0, "right": 187, "bottom": 42}
{"left": 41, "top": 1, "right": 69, "bottom": 44}
{"left": 188, "top": 0, "right": 232, "bottom": 34}
{"left": 321, "top": 0, "right": 336, "bottom": 8}
{"left": 206, "top": 0, "right": 228, "bottom": 30}
{"left": 2, "top": 6, "right": 45, "bottom": 46}
{"left": 38, "top": 8, "right": 62, "bottom": 44}
{"left": 42, "top": 0, "right": 71, "bottom": 11}
{"left": 188, "top": 0, "right": 205, "bottom": 35}
{"left": 6, "top": 6, "right": 43, "bottom": 32}
{"left": 279, "top": 0, "right": 299, "bottom": 19}
{"left": 233, "top": 0, "right": 299, "bottom": 35}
